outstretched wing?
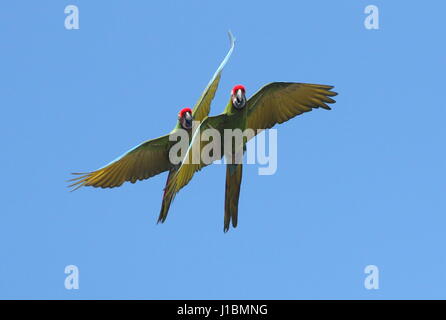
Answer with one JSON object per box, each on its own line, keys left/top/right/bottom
{"left": 164, "top": 114, "right": 228, "bottom": 199}
{"left": 69, "top": 135, "right": 172, "bottom": 191}
{"left": 191, "top": 31, "right": 235, "bottom": 123}
{"left": 246, "top": 82, "right": 337, "bottom": 132}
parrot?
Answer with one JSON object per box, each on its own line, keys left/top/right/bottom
{"left": 163, "top": 82, "right": 338, "bottom": 232}
{"left": 68, "top": 31, "right": 236, "bottom": 224}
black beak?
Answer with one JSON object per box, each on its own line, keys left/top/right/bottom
{"left": 184, "top": 112, "right": 192, "bottom": 129}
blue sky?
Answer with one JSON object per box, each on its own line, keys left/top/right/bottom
{"left": 1, "top": 0, "right": 445, "bottom": 299}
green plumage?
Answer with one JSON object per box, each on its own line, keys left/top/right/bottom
{"left": 165, "top": 82, "right": 338, "bottom": 232}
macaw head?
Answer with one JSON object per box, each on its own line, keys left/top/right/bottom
{"left": 231, "top": 84, "right": 246, "bottom": 110}
{"left": 178, "top": 107, "right": 193, "bottom": 130}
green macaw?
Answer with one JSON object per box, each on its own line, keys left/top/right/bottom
{"left": 69, "top": 32, "right": 236, "bottom": 224}
{"left": 164, "top": 82, "right": 338, "bottom": 232}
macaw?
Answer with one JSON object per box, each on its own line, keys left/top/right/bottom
{"left": 164, "top": 82, "right": 338, "bottom": 232}
{"left": 69, "top": 32, "right": 236, "bottom": 224}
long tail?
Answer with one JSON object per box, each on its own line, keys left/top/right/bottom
{"left": 158, "top": 168, "right": 177, "bottom": 224}
{"left": 224, "top": 163, "right": 243, "bottom": 232}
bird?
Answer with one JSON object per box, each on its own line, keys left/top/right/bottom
{"left": 68, "top": 31, "right": 236, "bottom": 224}
{"left": 164, "top": 82, "right": 338, "bottom": 232}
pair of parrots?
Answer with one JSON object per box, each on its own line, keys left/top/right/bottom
{"left": 69, "top": 32, "right": 337, "bottom": 232}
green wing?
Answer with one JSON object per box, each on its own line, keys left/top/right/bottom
{"left": 69, "top": 135, "right": 172, "bottom": 191}
{"left": 190, "top": 31, "right": 235, "bottom": 123}
{"left": 246, "top": 82, "right": 337, "bottom": 133}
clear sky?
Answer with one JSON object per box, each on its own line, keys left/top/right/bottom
{"left": 1, "top": 0, "right": 445, "bottom": 299}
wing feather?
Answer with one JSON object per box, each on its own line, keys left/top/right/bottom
{"left": 191, "top": 31, "right": 235, "bottom": 123}
{"left": 68, "top": 134, "right": 172, "bottom": 190}
{"left": 246, "top": 82, "right": 337, "bottom": 132}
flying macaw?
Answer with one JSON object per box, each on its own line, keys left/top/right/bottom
{"left": 164, "top": 82, "right": 338, "bottom": 232}
{"left": 69, "top": 32, "right": 236, "bottom": 224}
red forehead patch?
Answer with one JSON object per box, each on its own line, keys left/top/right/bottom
{"left": 231, "top": 84, "right": 246, "bottom": 95}
{"left": 179, "top": 107, "right": 192, "bottom": 118}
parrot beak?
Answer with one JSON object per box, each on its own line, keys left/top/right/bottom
{"left": 236, "top": 89, "right": 243, "bottom": 102}
{"left": 183, "top": 112, "right": 193, "bottom": 129}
